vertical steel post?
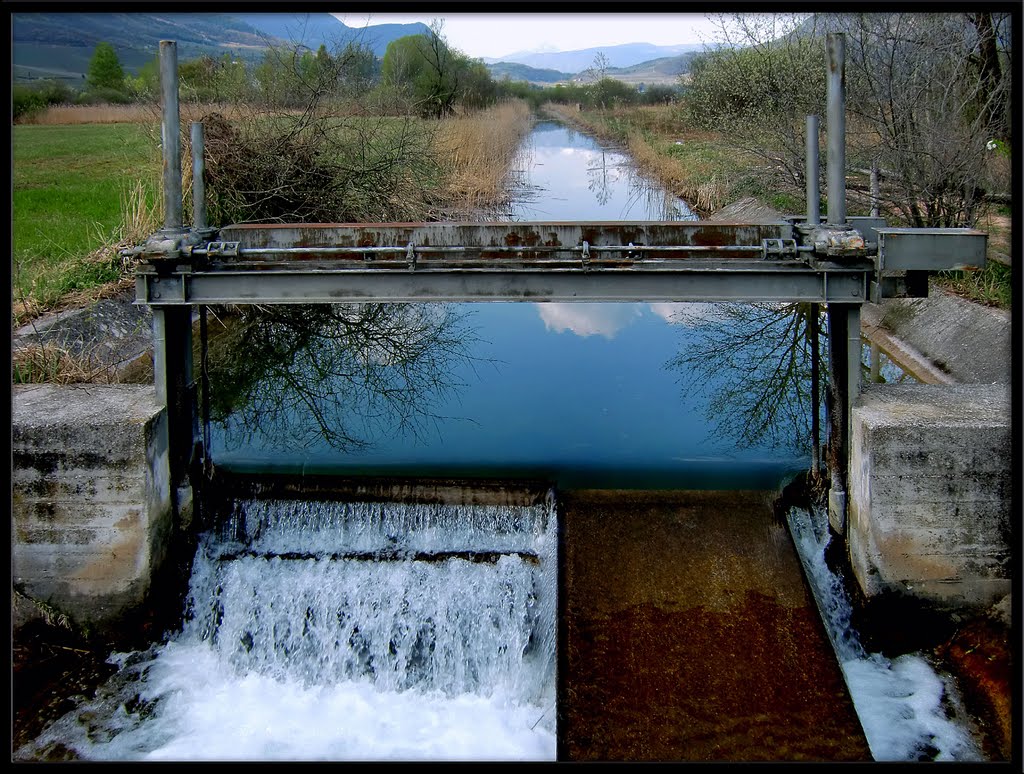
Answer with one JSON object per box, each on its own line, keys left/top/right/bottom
{"left": 810, "top": 302, "right": 820, "bottom": 475}
{"left": 152, "top": 306, "right": 170, "bottom": 407}
{"left": 870, "top": 162, "right": 880, "bottom": 218}
{"left": 826, "top": 302, "right": 862, "bottom": 535}
{"left": 191, "top": 121, "right": 207, "bottom": 232}
{"left": 806, "top": 115, "right": 821, "bottom": 226}
{"left": 159, "top": 41, "right": 183, "bottom": 233}
{"left": 153, "top": 40, "right": 195, "bottom": 518}
{"left": 826, "top": 33, "right": 846, "bottom": 227}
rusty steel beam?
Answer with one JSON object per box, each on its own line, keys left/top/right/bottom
{"left": 217, "top": 221, "right": 792, "bottom": 260}
{"left": 133, "top": 220, "right": 876, "bottom": 305}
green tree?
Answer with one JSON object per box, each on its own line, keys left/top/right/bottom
{"left": 382, "top": 22, "right": 495, "bottom": 118}
{"left": 86, "top": 42, "right": 125, "bottom": 90}
{"left": 125, "top": 55, "right": 159, "bottom": 101}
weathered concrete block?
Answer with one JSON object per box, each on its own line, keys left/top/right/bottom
{"left": 12, "top": 385, "right": 173, "bottom": 632}
{"left": 848, "top": 383, "right": 1012, "bottom": 609}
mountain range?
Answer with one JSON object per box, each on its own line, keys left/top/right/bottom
{"left": 485, "top": 42, "right": 704, "bottom": 72}
{"left": 11, "top": 12, "right": 430, "bottom": 83}
{"left": 12, "top": 11, "right": 701, "bottom": 86}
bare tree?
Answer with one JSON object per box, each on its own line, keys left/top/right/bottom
{"left": 203, "top": 303, "right": 487, "bottom": 453}
{"left": 585, "top": 52, "right": 613, "bottom": 108}
{"left": 664, "top": 302, "right": 824, "bottom": 455}
{"left": 824, "top": 12, "right": 1012, "bottom": 227}
{"left": 690, "top": 12, "right": 1012, "bottom": 227}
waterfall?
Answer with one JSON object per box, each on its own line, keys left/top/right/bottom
{"left": 17, "top": 498, "right": 559, "bottom": 761}
{"left": 786, "top": 506, "right": 982, "bottom": 762}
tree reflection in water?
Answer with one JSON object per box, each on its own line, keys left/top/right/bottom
{"left": 665, "top": 302, "right": 825, "bottom": 455}
{"left": 203, "top": 303, "right": 486, "bottom": 453}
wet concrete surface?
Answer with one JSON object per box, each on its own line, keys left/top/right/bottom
{"left": 558, "top": 489, "right": 872, "bottom": 761}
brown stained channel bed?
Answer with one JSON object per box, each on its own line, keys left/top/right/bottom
{"left": 559, "top": 489, "right": 872, "bottom": 762}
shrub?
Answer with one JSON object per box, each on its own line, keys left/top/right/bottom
{"left": 13, "top": 80, "right": 75, "bottom": 121}
{"left": 76, "top": 87, "right": 134, "bottom": 106}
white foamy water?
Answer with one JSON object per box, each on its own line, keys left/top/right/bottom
{"left": 17, "top": 499, "right": 558, "bottom": 762}
{"left": 787, "top": 506, "right": 983, "bottom": 762}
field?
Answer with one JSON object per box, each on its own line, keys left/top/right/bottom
{"left": 12, "top": 121, "right": 162, "bottom": 323}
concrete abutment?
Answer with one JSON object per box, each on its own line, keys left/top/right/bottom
{"left": 12, "top": 384, "right": 183, "bottom": 638}
{"left": 848, "top": 383, "right": 1012, "bottom": 610}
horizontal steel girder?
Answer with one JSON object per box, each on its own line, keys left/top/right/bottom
{"left": 137, "top": 262, "right": 868, "bottom": 304}
{"left": 134, "top": 221, "right": 871, "bottom": 305}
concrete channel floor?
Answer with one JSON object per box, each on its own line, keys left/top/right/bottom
{"left": 559, "top": 489, "right": 872, "bottom": 762}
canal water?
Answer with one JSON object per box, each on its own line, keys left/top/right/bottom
{"left": 15, "top": 118, "right": 981, "bottom": 762}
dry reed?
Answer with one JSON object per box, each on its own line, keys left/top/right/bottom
{"left": 12, "top": 342, "right": 123, "bottom": 384}
{"left": 433, "top": 100, "right": 533, "bottom": 214}
{"left": 626, "top": 131, "right": 726, "bottom": 215}
{"left": 21, "top": 102, "right": 261, "bottom": 126}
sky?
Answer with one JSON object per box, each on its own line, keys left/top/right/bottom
{"left": 331, "top": 12, "right": 726, "bottom": 59}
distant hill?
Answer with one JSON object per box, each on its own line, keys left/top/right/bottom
{"left": 485, "top": 42, "right": 705, "bottom": 72}
{"left": 13, "top": 13, "right": 702, "bottom": 90}
{"left": 236, "top": 13, "right": 430, "bottom": 57}
{"left": 11, "top": 12, "right": 430, "bottom": 84}
{"left": 486, "top": 61, "right": 574, "bottom": 85}
{"left": 602, "top": 52, "right": 698, "bottom": 86}
{"left": 487, "top": 52, "right": 695, "bottom": 87}
{"left": 12, "top": 12, "right": 283, "bottom": 82}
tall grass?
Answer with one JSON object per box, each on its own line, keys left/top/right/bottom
{"left": 433, "top": 100, "right": 533, "bottom": 216}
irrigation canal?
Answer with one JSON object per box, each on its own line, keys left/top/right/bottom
{"left": 14, "top": 118, "right": 983, "bottom": 762}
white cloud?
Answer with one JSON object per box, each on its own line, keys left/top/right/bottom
{"left": 536, "top": 303, "right": 642, "bottom": 339}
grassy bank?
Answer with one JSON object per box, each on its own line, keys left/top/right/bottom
{"left": 544, "top": 102, "right": 1011, "bottom": 310}
{"left": 13, "top": 122, "right": 162, "bottom": 325}
{"left": 12, "top": 101, "right": 534, "bottom": 330}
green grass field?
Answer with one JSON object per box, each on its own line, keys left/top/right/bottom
{"left": 12, "top": 122, "right": 161, "bottom": 319}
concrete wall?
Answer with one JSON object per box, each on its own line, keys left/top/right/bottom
{"left": 12, "top": 384, "right": 174, "bottom": 633}
{"left": 862, "top": 288, "right": 1011, "bottom": 385}
{"left": 848, "top": 383, "right": 1012, "bottom": 609}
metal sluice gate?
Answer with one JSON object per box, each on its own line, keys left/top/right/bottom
{"left": 130, "top": 36, "right": 987, "bottom": 535}
{"left": 132, "top": 219, "right": 985, "bottom": 306}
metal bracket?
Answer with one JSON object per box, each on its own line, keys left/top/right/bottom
{"left": 406, "top": 242, "right": 417, "bottom": 271}
{"left": 206, "top": 241, "right": 239, "bottom": 258}
{"left": 581, "top": 240, "right": 590, "bottom": 270}
{"left": 761, "top": 238, "right": 798, "bottom": 260}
